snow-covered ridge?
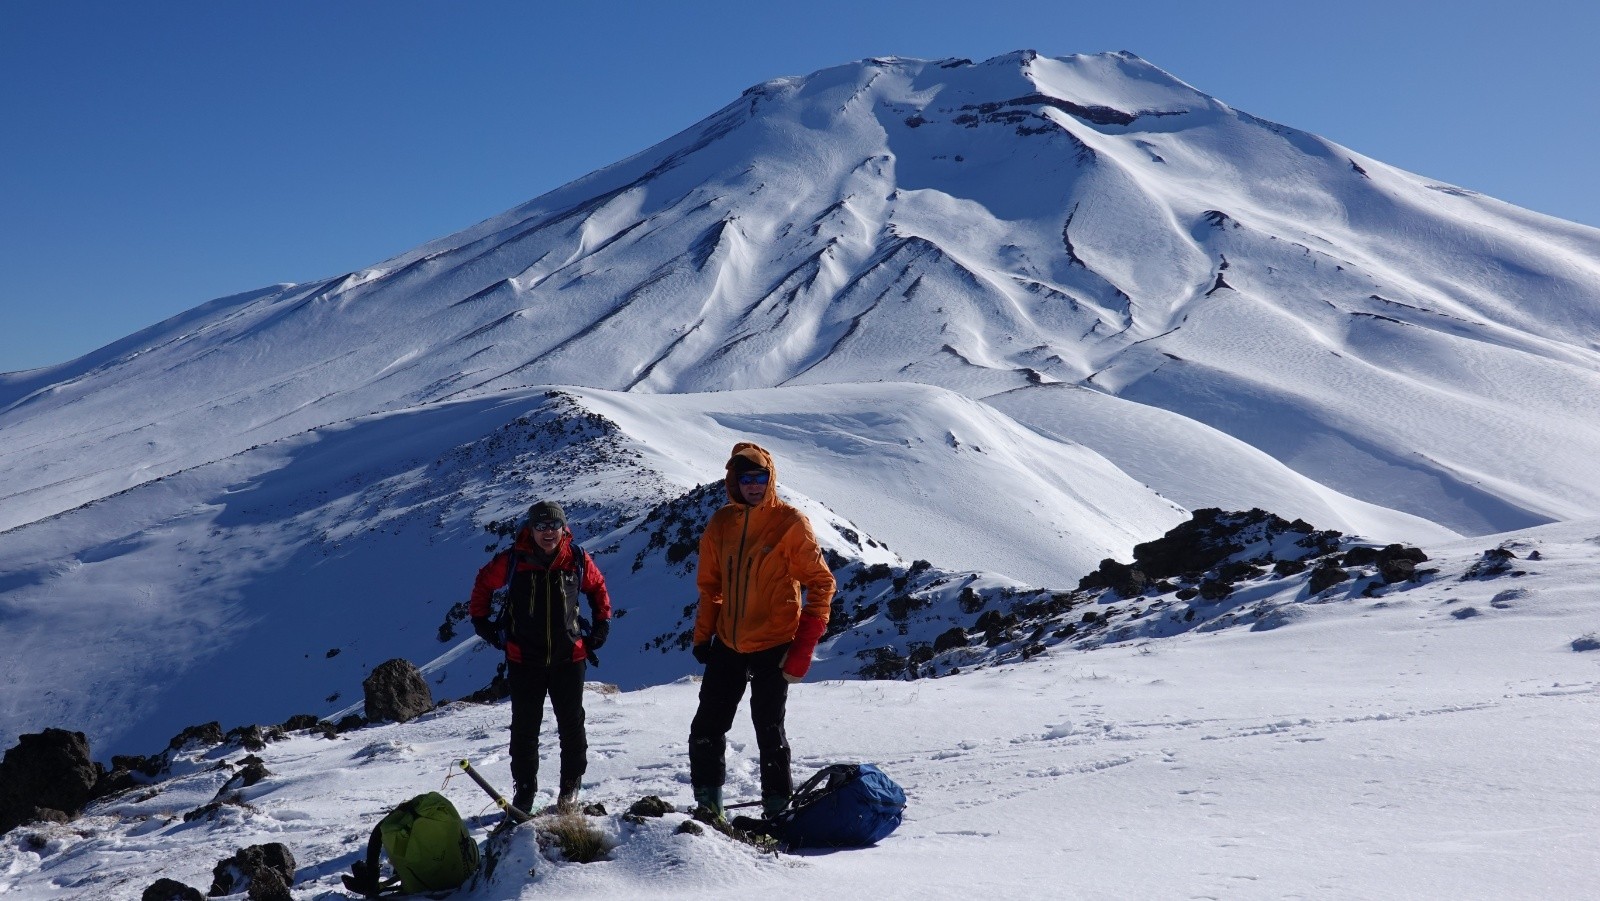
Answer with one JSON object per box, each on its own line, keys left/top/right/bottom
{"left": 5, "top": 47, "right": 1600, "bottom": 800}
{"left": 3, "top": 51, "right": 1598, "bottom": 537}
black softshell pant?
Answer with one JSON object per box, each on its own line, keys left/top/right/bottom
{"left": 508, "top": 658, "right": 587, "bottom": 793}
{"left": 688, "top": 639, "right": 793, "bottom": 799}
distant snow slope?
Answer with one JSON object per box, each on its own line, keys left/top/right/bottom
{"left": 4, "top": 49, "right": 1600, "bottom": 762}
{"left": 3, "top": 51, "right": 1598, "bottom": 536}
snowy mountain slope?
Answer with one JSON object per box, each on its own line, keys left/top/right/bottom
{"left": 987, "top": 383, "right": 1462, "bottom": 543}
{"left": 5, "top": 518, "right": 1600, "bottom": 899}
{"left": 0, "top": 382, "right": 1178, "bottom": 757}
{"left": 6, "top": 45, "right": 1600, "bottom": 831}
{"left": 4, "top": 52, "right": 1600, "bottom": 538}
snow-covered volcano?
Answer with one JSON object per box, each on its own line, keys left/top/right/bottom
{"left": 3, "top": 50, "right": 1600, "bottom": 758}
{"left": 6, "top": 51, "right": 1600, "bottom": 537}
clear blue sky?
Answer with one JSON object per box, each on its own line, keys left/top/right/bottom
{"left": 3, "top": 0, "right": 1596, "bottom": 373}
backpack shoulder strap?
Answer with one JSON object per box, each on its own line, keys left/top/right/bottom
{"left": 573, "top": 544, "right": 588, "bottom": 587}
{"left": 342, "top": 821, "right": 397, "bottom": 898}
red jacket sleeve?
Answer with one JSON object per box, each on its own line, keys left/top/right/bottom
{"left": 468, "top": 551, "right": 512, "bottom": 619}
{"left": 581, "top": 552, "right": 611, "bottom": 622}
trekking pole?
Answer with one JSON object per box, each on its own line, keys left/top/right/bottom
{"left": 457, "top": 759, "right": 533, "bottom": 823}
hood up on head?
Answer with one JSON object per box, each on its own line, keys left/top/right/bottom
{"left": 724, "top": 441, "right": 778, "bottom": 506}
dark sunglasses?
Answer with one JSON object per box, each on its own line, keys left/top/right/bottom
{"left": 532, "top": 521, "right": 563, "bottom": 532}
{"left": 737, "top": 472, "right": 770, "bottom": 486}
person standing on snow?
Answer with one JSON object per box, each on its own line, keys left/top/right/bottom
{"left": 468, "top": 500, "right": 610, "bottom": 813}
{"left": 688, "top": 443, "right": 836, "bottom": 823}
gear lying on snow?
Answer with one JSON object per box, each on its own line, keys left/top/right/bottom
{"left": 731, "top": 763, "right": 907, "bottom": 850}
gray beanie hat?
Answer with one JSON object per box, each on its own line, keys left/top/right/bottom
{"left": 527, "top": 500, "right": 566, "bottom": 526}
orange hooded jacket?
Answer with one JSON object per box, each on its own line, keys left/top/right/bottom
{"left": 694, "top": 442, "right": 835, "bottom": 654}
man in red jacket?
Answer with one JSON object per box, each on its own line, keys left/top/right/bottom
{"left": 469, "top": 500, "right": 610, "bottom": 813}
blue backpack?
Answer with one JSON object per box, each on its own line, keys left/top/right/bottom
{"left": 772, "top": 763, "right": 906, "bottom": 849}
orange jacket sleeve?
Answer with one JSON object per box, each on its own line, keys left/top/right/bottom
{"left": 693, "top": 512, "right": 726, "bottom": 645}
{"left": 780, "top": 515, "right": 835, "bottom": 623}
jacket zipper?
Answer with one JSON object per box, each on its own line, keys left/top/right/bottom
{"left": 545, "top": 569, "right": 555, "bottom": 666}
{"left": 729, "top": 506, "right": 751, "bottom": 650}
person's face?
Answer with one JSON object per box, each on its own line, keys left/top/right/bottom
{"left": 737, "top": 470, "right": 770, "bottom": 505}
{"left": 531, "top": 520, "right": 563, "bottom": 552}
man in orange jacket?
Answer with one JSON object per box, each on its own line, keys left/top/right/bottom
{"left": 689, "top": 443, "right": 836, "bottom": 822}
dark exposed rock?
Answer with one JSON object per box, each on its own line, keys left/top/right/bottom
{"left": 1374, "top": 544, "right": 1430, "bottom": 584}
{"left": 1273, "top": 559, "right": 1308, "bottom": 577}
{"left": 1129, "top": 508, "right": 1323, "bottom": 580}
{"left": 209, "top": 843, "right": 296, "bottom": 897}
{"left": 1341, "top": 546, "right": 1380, "bottom": 566}
{"left": 184, "top": 791, "right": 250, "bottom": 823}
{"left": 113, "top": 752, "right": 164, "bottom": 778}
{"left": 0, "top": 728, "right": 99, "bottom": 835}
{"left": 1309, "top": 562, "right": 1350, "bottom": 594}
{"left": 1215, "top": 560, "right": 1264, "bottom": 583}
{"left": 1462, "top": 547, "right": 1517, "bottom": 580}
{"left": 94, "top": 764, "right": 141, "bottom": 800}
{"left": 279, "top": 714, "right": 322, "bottom": 732}
{"left": 26, "top": 807, "right": 70, "bottom": 825}
{"left": 974, "top": 609, "right": 1017, "bottom": 634}
{"left": 857, "top": 646, "right": 908, "bottom": 680}
{"left": 1077, "top": 558, "right": 1149, "bottom": 598}
{"left": 627, "top": 795, "right": 675, "bottom": 818}
{"left": 169, "top": 722, "right": 225, "bottom": 751}
{"left": 245, "top": 867, "right": 292, "bottom": 901}
{"left": 227, "top": 755, "right": 271, "bottom": 790}
{"left": 363, "top": 658, "right": 433, "bottom": 724}
{"left": 143, "top": 878, "right": 205, "bottom": 901}
{"left": 1378, "top": 558, "right": 1416, "bottom": 584}
{"left": 934, "top": 626, "right": 969, "bottom": 653}
{"left": 958, "top": 585, "right": 985, "bottom": 614}
{"left": 225, "top": 725, "right": 269, "bottom": 752}
{"left": 334, "top": 714, "right": 367, "bottom": 734}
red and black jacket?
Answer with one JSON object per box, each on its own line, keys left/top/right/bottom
{"left": 469, "top": 529, "right": 610, "bottom": 665}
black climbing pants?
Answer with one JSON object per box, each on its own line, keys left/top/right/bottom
{"left": 507, "top": 657, "right": 587, "bottom": 792}
{"left": 688, "top": 639, "right": 793, "bottom": 799}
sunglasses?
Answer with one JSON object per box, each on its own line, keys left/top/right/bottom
{"left": 737, "top": 472, "right": 770, "bottom": 486}
{"left": 532, "top": 521, "right": 563, "bottom": 532}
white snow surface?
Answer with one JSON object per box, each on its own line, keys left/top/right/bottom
{"left": 4, "top": 519, "right": 1600, "bottom": 899}
{"left": 4, "top": 48, "right": 1600, "bottom": 898}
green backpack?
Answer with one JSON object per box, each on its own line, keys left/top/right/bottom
{"left": 344, "top": 792, "right": 481, "bottom": 897}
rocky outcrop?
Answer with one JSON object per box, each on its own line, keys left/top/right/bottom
{"left": 0, "top": 728, "right": 99, "bottom": 835}
{"left": 209, "top": 843, "right": 296, "bottom": 898}
{"left": 363, "top": 658, "right": 433, "bottom": 724}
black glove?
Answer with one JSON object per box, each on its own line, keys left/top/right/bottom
{"left": 692, "top": 641, "right": 711, "bottom": 665}
{"left": 472, "top": 617, "right": 504, "bottom": 649}
{"left": 586, "top": 618, "right": 609, "bottom": 651}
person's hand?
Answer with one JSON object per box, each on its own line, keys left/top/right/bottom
{"left": 586, "top": 618, "right": 609, "bottom": 651}
{"left": 692, "top": 641, "right": 712, "bottom": 665}
{"left": 782, "top": 614, "right": 828, "bottom": 682}
{"left": 472, "top": 617, "right": 504, "bottom": 649}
